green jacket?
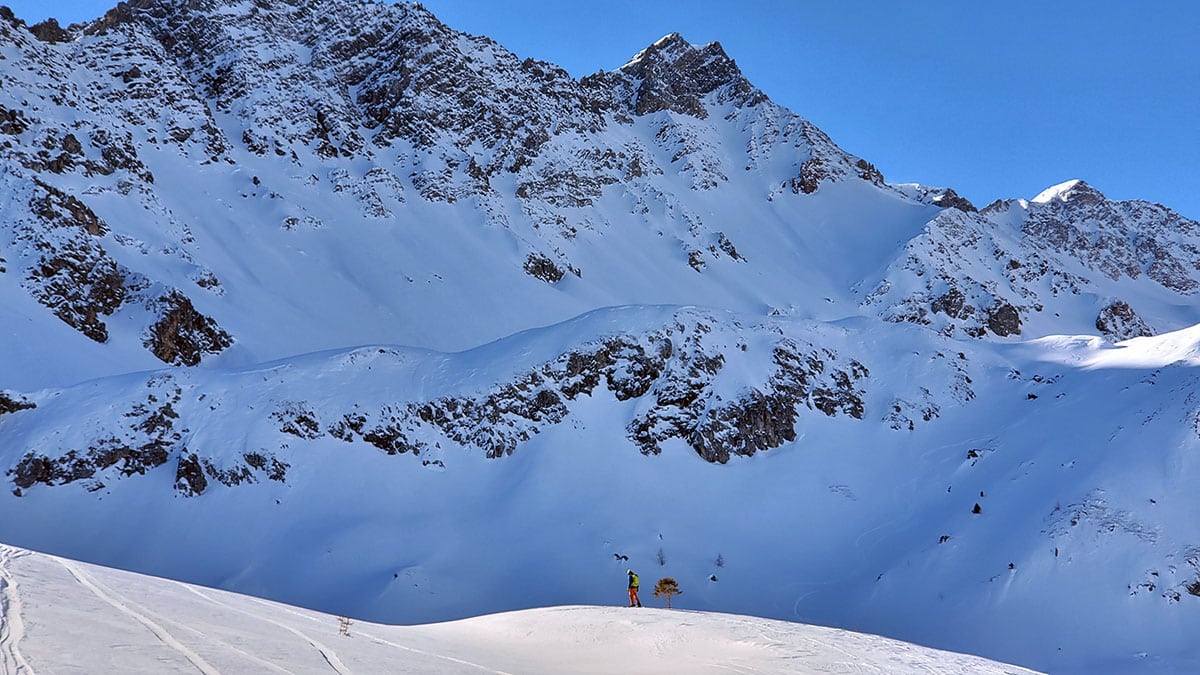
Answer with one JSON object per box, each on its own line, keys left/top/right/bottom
{"left": 628, "top": 572, "right": 640, "bottom": 589}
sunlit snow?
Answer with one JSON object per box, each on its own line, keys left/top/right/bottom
{"left": 0, "top": 544, "right": 1039, "bottom": 674}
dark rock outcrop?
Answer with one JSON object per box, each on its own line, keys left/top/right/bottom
{"left": 1096, "top": 300, "right": 1153, "bottom": 340}
{"left": 612, "top": 33, "right": 767, "bottom": 119}
{"left": 524, "top": 253, "right": 566, "bottom": 284}
{"left": 929, "top": 187, "right": 977, "bottom": 212}
{"left": 8, "top": 378, "right": 183, "bottom": 491}
{"left": 986, "top": 302, "right": 1022, "bottom": 337}
{"left": 28, "top": 18, "right": 71, "bottom": 43}
{"left": 0, "top": 392, "right": 36, "bottom": 416}
{"left": 13, "top": 179, "right": 127, "bottom": 345}
{"left": 144, "top": 291, "right": 233, "bottom": 366}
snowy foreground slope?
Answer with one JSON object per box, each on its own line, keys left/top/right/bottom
{"left": 0, "top": 544, "right": 1039, "bottom": 675}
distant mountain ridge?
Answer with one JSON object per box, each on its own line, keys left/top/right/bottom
{"left": 3, "top": 2, "right": 1200, "bottom": 673}
{"left": 3, "top": 0, "right": 1196, "bottom": 387}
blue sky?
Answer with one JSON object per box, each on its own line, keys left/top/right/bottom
{"left": 9, "top": 0, "right": 1199, "bottom": 219}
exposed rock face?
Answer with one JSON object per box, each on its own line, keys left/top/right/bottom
{"left": 6, "top": 373, "right": 289, "bottom": 496}
{"left": 0, "top": 0, "right": 900, "bottom": 370}
{"left": 985, "top": 302, "right": 1022, "bottom": 337}
{"left": 1096, "top": 300, "right": 1153, "bottom": 340}
{"left": 0, "top": 392, "right": 36, "bottom": 416}
{"left": 1020, "top": 181, "right": 1200, "bottom": 295}
{"left": 174, "top": 453, "right": 208, "bottom": 497}
{"left": 931, "top": 287, "right": 970, "bottom": 321}
{"left": 326, "top": 333, "right": 672, "bottom": 460}
{"left": 1, "top": 1, "right": 1198, "bottom": 506}
{"left": 332, "top": 317, "right": 870, "bottom": 464}
{"left": 1, "top": 0, "right": 1195, "bottom": 380}
{"left": 648, "top": 339, "right": 869, "bottom": 464}
{"left": 22, "top": 181, "right": 127, "bottom": 343}
{"left": 0, "top": 10, "right": 231, "bottom": 363}
{"left": 28, "top": 18, "right": 72, "bottom": 44}
{"left": 793, "top": 158, "right": 827, "bottom": 195}
{"left": 928, "top": 187, "right": 978, "bottom": 212}
{"left": 783, "top": 126, "right": 889, "bottom": 196}
{"left": 864, "top": 209, "right": 1037, "bottom": 338}
{"left": 607, "top": 33, "right": 767, "bottom": 119}
{"left": 8, "top": 376, "right": 184, "bottom": 492}
{"left": 523, "top": 253, "right": 567, "bottom": 284}
{"left": 144, "top": 291, "right": 233, "bottom": 366}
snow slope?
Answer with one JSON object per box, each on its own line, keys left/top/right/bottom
{"left": 3, "top": 308, "right": 1200, "bottom": 673}
{"left": 0, "top": 544, "right": 1039, "bottom": 674}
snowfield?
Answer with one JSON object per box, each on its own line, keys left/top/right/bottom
{"left": 0, "top": 543, "right": 1040, "bottom": 674}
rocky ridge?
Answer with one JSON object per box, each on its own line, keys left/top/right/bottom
{"left": 0, "top": 8, "right": 232, "bottom": 365}
{"left": 864, "top": 181, "right": 1200, "bottom": 340}
{"left": 6, "top": 308, "right": 944, "bottom": 495}
{"left": 0, "top": 0, "right": 906, "bottom": 374}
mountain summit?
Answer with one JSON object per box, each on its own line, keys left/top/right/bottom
{"left": 2, "top": 2, "right": 1200, "bottom": 673}
{"left": 615, "top": 32, "right": 767, "bottom": 117}
{"left": 1030, "top": 178, "right": 1105, "bottom": 205}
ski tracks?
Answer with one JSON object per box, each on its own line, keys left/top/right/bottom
{"left": 57, "top": 558, "right": 220, "bottom": 675}
{"left": 0, "top": 545, "right": 35, "bottom": 675}
{"left": 353, "top": 630, "right": 515, "bottom": 675}
{"left": 178, "top": 585, "right": 352, "bottom": 675}
{"left": 182, "top": 586, "right": 511, "bottom": 675}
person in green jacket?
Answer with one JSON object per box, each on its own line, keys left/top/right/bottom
{"left": 627, "top": 569, "right": 642, "bottom": 607}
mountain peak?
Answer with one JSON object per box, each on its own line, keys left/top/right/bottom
{"left": 1030, "top": 179, "right": 1105, "bottom": 206}
{"left": 623, "top": 32, "right": 697, "bottom": 66}
{"left": 617, "top": 31, "right": 765, "bottom": 118}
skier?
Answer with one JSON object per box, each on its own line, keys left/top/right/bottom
{"left": 627, "top": 569, "right": 642, "bottom": 607}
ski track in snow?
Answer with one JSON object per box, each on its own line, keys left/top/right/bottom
{"left": 179, "top": 585, "right": 352, "bottom": 674}
{"left": 0, "top": 546, "right": 34, "bottom": 675}
{"left": 57, "top": 559, "right": 221, "bottom": 675}
{"left": 355, "top": 630, "right": 515, "bottom": 674}
{"left": 154, "top": 585, "right": 298, "bottom": 675}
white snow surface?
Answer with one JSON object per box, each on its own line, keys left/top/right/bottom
{"left": 1030, "top": 179, "right": 1087, "bottom": 204}
{"left": 0, "top": 543, "right": 1039, "bottom": 674}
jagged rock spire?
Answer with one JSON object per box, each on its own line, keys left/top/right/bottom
{"left": 616, "top": 32, "right": 766, "bottom": 118}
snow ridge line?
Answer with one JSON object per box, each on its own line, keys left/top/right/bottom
{"left": 57, "top": 559, "right": 220, "bottom": 675}
{"left": 0, "top": 546, "right": 35, "bottom": 675}
{"left": 178, "top": 585, "right": 352, "bottom": 675}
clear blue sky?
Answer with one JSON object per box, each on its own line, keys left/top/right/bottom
{"left": 9, "top": 0, "right": 1199, "bottom": 219}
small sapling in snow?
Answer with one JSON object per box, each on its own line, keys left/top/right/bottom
{"left": 654, "top": 577, "right": 682, "bottom": 608}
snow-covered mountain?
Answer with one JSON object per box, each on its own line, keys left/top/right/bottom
{"left": 3, "top": 1, "right": 1200, "bottom": 673}
{"left": 874, "top": 178, "right": 1200, "bottom": 341}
